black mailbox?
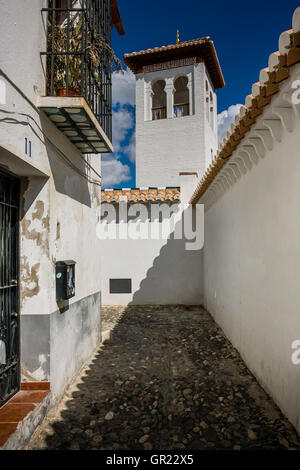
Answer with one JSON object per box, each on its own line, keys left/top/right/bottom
{"left": 56, "top": 260, "right": 76, "bottom": 301}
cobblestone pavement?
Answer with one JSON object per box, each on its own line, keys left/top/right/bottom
{"left": 29, "top": 306, "right": 300, "bottom": 450}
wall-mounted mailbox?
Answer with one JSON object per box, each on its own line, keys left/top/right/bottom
{"left": 56, "top": 260, "right": 76, "bottom": 301}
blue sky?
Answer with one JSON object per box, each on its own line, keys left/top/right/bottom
{"left": 101, "top": 0, "right": 300, "bottom": 188}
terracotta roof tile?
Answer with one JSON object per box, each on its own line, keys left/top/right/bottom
{"left": 101, "top": 188, "right": 181, "bottom": 204}
{"left": 190, "top": 8, "right": 300, "bottom": 205}
{"left": 124, "top": 37, "right": 225, "bottom": 90}
{"left": 124, "top": 37, "right": 208, "bottom": 58}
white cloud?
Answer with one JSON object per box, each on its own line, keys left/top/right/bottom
{"left": 123, "top": 131, "right": 136, "bottom": 163}
{"left": 217, "top": 104, "right": 242, "bottom": 146}
{"left": 101, "top": 106, "right": 135, "bottom": 187}
{"left": 112, "top": 68, "right": 136, "bottom": 107}
{"left": 112, "top": 107, "right": 134, "bottom": 152}
{"left": 101, "top": 157, "right": 131, "bottom": 187}
{"left": 101, "top": 68, "right": 136, "bottom": 186}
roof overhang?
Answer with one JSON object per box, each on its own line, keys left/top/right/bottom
{"left": 112, "top": 0, "right": 125, "bottom": 35}
{"left": 124, "top": 37, "right": 225, "bottom": 90}
{"left": 37, "top": 96, "right": 113, "bottom": 154}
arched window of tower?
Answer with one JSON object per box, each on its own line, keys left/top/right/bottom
{"left": 210, "top": 91, "right": 214, "bottom": 130}
{"left": 152, "top": 79, "right": 167, "bottom": 120}
{"left": 206, "top": 81, "right": 209, "bottom": 121}
{"left": 173, "top": 76, "right": 189, "bottom": 118}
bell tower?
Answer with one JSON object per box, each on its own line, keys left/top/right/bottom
{"left": 124, "top": 36, "right": 225, "bottom": 188}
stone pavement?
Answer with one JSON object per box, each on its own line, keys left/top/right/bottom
{"left": 29, "top": 306, "right": 300, "bottom": 450}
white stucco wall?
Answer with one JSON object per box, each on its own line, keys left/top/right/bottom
{"left": 0, "top": 1, "right": 102, "bottom": 396}
{"left": 0, "top": 0, "right": 47, "bottom": 104}
{"left": 136, "top": 63, "right": 218, "bottom": 188}
{"left": 201, "top": 64, "right": 300, "bottom": 433}
{"left": 102, "top": 233, "right": 203, "bottom": 306}
{"left": 101, "top": 175, "right": 203, "bottom": 305}
{"left": 0, "top": 1, "right": 102, "bottom": 316}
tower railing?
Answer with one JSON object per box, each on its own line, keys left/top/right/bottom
{"left": 152, "top": 106, "right": 167, "bottom": 120}
{"left": 174, "top": 103, "right": 190, "bottom": 118}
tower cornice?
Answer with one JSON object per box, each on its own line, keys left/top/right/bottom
{"left": 124, "top": 37, "right": 225, "bottom": 90}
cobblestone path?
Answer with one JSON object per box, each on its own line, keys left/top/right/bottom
{"left": 29, "top": 306, "right": 300, "bottom": 450}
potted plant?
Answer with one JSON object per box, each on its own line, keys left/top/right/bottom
{"left": 47, "top": 11, "right": 123, "bottom": 97}
{"left": 47, "top": 19, "right": 82, "bottom": 96}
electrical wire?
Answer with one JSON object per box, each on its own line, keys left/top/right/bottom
{"left": 0, "top": 67, "right": 103, "bottom": 185}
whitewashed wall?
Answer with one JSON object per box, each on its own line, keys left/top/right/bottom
{"left": 101, "top": 175, "right": 203, "bottom": 305}
{"left": 0, "top": 0, "right": 102, "bottom": 401}
{"left": 201, "top": 63, "right": 300, "bottom": 433}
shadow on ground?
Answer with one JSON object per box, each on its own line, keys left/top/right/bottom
{"left": 33, "top": 305, "right": 300, "bottom": 450}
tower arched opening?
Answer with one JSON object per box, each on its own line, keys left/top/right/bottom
{"left": 173, "top": 75, "right": 189, "bottom": 117}
{"left": 152, "top": 79, "right": 167, "bottom": 120}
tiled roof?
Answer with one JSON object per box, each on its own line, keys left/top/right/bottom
{"left": 124, "top": 37, "right": 208, "bottom": 58}
{"left": 101, "top": 187, "right": 181, "bottom": 203}
{"left": 124, "top": 37, "right": 225, "bottom": 90}
{"left": 190, "top": 7, "right": 300, "bottom": 205}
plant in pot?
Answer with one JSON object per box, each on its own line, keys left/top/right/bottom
{"left": 47, "top": 16, "right": 83, "bottom": 96}
{"left": 47, "top": 11, "right": 123, "bottom": 97}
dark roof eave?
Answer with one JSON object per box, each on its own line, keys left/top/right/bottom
{"left": 124, "top": 38, "right": 224, "bottom": 90}
{"left": 111, "top": 0, "right": 125, "bottom": 35}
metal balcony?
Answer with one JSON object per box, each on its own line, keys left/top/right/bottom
{"left": 39, "top": 0, "right": 122, "bottom": 154}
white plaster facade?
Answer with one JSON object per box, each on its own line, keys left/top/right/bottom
{"left": 136, "top": 63, "right": 218, "bottom": 187}
{"left": 0, "top": 0, "right": 111, "bottom": 402}
{"left": 101, "top": 174, "right": 203, "bottom": 306}
{"left": 200, "top": 62, "right": 300, "bottom": 434}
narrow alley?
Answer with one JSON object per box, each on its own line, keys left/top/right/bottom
{"left": 29, "top": 306, "right": 300, "bottom": 450}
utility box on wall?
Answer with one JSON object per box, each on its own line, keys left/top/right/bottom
{"left": 56, "top": 260, "right": 76, "bottom": 301}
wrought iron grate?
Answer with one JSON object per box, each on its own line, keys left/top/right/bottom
{"left": 0, "top": 169, "right": 20, "bottom": 408}
{"left": 41, "top": 0, "right": 113, "bottom": 141}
